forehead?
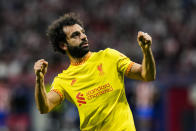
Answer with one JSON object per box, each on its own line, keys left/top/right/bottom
{"left": 63, "top": 24, "right": 83, "bottom": 37}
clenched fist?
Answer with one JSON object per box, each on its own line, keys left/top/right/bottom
{"left": 137, "top": 31, "right": 152, "bottom": 50}
{"left": 34, "top": 59, "right": 48, "bottom": 79}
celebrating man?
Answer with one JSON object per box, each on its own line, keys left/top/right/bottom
{"left": 34, "top": 13, "right": 156, "bottom": 131}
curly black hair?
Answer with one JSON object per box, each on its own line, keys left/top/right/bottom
{"left": 46, "top": 13, "right": 83, "bottom": 54}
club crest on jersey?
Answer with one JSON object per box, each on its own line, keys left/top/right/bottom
{"left": 71, "top": 79, "right": 77, "bottom": 86}
{"left": 76, "top": 92, "right": 86, "bottom": 106}
{"left": 97, "top": 63, "right": 104, "bottom": 75}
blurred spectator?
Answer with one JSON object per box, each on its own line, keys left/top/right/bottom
{"left": 180, "top": 84, "right": 196, "bottom": 131}
{"left": 0, "top": 0, "right": 196, "bottom": 130}
{"left": 134, "top": 82, "right": 158, "bottom": 131}
{"left": 0, "top": 79, "right": 10, "bottom": 131}
{"left": 7, "top": 83, "right": 32, "bottom": 131}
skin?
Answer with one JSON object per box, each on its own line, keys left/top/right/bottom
{"left": 60, "top": 24, "right": 89, "bottom": 62}
{"left": 34, "top": 24, "right": 156, "bottom": 114}
{"left": 125, "top": 31, "right": 156, "bottom": 81}
{"left": 34, "top": 59, "right": 61, "bottom": 113}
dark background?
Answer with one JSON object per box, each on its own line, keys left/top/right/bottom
{"left": 0, "top": 0, "right": 196, "bottom": 131}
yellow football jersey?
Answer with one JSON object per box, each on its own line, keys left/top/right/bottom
{"left": 50, "top": 48, "right": 136, "bottom": 131}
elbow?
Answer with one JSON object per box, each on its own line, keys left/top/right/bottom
{"left": 145, "top": 77, "right": 155, "bottom": 82}
{"left": 141, "top": 70, "right": 156, "bottom": 82}
{"left": 39, "top": 110, "right": 49, "bottom": 114}
{"left": 37, "top": 106, "right": 50, "bottom": 114}
{"left": 143, "top": 74, "right": 156, "bottom": 82}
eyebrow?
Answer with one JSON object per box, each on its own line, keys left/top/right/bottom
{"left": 70, "top": 29, "right": 86, "bottom": 38}
{"left": 70, "top": 31, "right": 80, "bottom": 38}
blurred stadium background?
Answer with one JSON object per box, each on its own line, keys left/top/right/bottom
{"left": 0, "top": 0, "right": 196, "bottom": 131}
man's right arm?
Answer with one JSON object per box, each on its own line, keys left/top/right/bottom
{"left": 34, "top": 59, "right": 61, "bottom": 114}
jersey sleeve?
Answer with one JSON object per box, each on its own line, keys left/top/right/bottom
{"left": 50, "top": 77, "right": 66, "bottom": 101}
{"left": 106, "top": 48, "right": 135, "bottom": 75}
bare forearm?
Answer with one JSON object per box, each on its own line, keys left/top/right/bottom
{"left": 141, "top": 47, "right": 156, "bottom": 81}
{"left": 126, "top": 31, "right": 156, "bottom": 81}
{"left": 35, "top": 77, "right": 50, "bottom": 114}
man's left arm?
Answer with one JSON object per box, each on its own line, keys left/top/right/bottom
{"left": 125, "top": 31, "right": 156, "bottom": 81}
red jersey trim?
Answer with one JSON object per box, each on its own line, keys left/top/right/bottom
{"left": 125, "top": 62, "right": 135, "bottom": 76}
{"left": 50, "top": 89, "right": 64, "bottom": 101}
{"left": 71, "top": 52, "right": 92, "bottom": 66}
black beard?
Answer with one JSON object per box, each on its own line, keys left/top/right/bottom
{"left": 67, "top": 42, "right": 89, "bottom": 58}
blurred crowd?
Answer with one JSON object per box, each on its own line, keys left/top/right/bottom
{"left": 0, "top": 0, "right": 196, "bottom": 131}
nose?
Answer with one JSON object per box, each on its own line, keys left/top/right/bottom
{"left": 80, "top": 32, "right": 87, "bottom": 41}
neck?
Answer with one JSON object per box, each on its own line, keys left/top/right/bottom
{"left": 67, "top": 51, "right": 92, "bottom": 65}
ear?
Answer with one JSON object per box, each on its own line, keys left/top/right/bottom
{"left": 59, "top": 42, "right": 67, "bottom": 51}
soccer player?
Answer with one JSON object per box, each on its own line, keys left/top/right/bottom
{"left": 34, "top": 13, "right": 156, "bottom": 131}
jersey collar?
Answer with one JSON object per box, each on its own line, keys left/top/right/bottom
{"left": 70, "top": 52, "right": 92, "bottom": 66}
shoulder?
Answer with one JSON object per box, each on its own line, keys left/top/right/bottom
{"left": 96, "top": 48, "right": 120, "bottom": 56}
{"left": 90, "top": 48, "right": 109, "bottom": 59}
{"left": 93, "top": 48, "right": 128, "bottom": 65}
{"left": 102, "top": 48, "right": 117, "bottom": 53}
{"left": 103, "top": 48, "right": 126, "bottom": 58}
{"left": 52, "top": 71, "right": 69, "bottom": 84}
{"left": 51, "top": 75, "right": 68, "bottom": 90}
{"left": 52, "top": 76, "right": 63, "bottom": 84}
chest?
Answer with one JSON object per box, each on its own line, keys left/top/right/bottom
{"left": 63, "top": 62, "right": 121, "bottom": 107}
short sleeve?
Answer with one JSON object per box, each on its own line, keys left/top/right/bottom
{"left": 106, "top": 48, "right": 135, "bottom": 75}
{"left": 50, "top": 77, "right": 65, "bottom": 101}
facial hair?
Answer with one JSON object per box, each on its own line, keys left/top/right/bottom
{"left": 67, "top": 41, "right": 89, "bottom": 58}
